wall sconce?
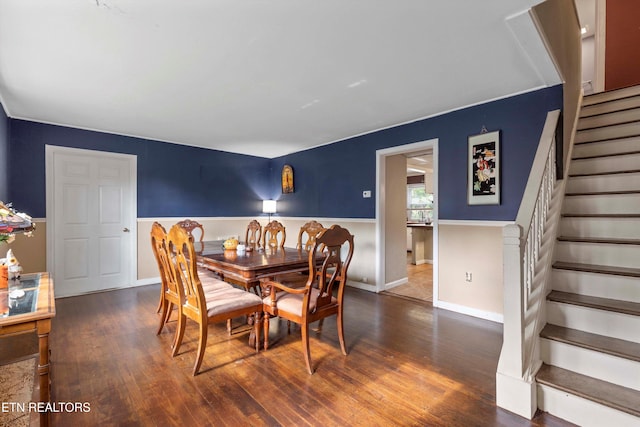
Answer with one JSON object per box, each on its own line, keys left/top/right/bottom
{"left": 262, "top": 200, "right": 277, "bottom": 223}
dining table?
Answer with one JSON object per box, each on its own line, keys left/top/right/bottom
{"left": 196, "top": 241, "right": 312, "bottom": 293}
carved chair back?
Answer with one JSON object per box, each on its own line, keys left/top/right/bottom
{"left": 245, "top": 219, "right": 262, "bottom": 248}
{"left": 167, "top": 225, "right": 204, "bottom": 322}
{"left": 177, "top": 219, "right": 205, "bottom": 243}
{"left": 262, "top": 220, "right": 286, "bottom": 250}
{"left": 296, "top": 220, "right": 326, "bottom": 251}
{"left": 151, "top": 222, "right": 182, "bottom": 338}
{"left": 307, "top": 224, "right": 354, "bottom": 312}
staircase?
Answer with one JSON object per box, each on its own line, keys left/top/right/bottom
{"left": 535, "top": 86, "right": 640, "bottom": 426}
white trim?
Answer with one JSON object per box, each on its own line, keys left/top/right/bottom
{"left": 346, "top": 280, "right": 377, "bottom": 292}
{"left": 434, "top": 300, "right": 504, "bottom": 324}
{"left": 137, "top": 216, "right": 376, "bottom": 223}
{"left": 594, "top": 0, "right": 606, "bottom": 93}
{"left": 137, "top": 277, "right": 161, "bottom": 287}
{"left": 384, "top": 277, "right": 409, "bottom": 291}
{"left": 376, "top": 138, "right": 439, "bottom": 298}
{"left": 438, "top": 219, "right": 515, "bottom": 227}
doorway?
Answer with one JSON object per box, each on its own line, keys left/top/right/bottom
{"left": 375, "top": 139, "right": 438, "bottom": 304}
{"left": 46, "top": 146, "right": 137, "bottom": 297}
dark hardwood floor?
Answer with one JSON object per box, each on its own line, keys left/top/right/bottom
{"left": 33, "top": 284, "right": 575, "bottom": 426}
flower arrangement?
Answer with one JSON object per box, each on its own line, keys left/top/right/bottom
{"left": 0, "top": 201, "right": 35, "bottom": 245}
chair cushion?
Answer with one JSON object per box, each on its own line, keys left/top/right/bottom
{"left": 203, "top": 287, "right": 262, "bottom": 317}
{"left": 263, "top": 288, "right": 336, "bottom": 315}
{"left": 200, "top": 275, "right": 232, "bottom": 292}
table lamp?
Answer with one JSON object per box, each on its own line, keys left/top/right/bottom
{"left": 262, "top": 200, "right": 277, "bottom": 223}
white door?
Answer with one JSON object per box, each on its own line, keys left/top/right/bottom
{"left": 46, "top": 146, "right": 137, "bottom": 297}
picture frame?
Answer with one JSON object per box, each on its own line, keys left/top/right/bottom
{"left": 281, "top": 164, "right": 294, "bottom": 193}
{"left": 468, "top": 130, "right": 500, "bottom": 205}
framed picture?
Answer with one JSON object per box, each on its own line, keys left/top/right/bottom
{"left": 281, "top": 164, "right": 294, "bottom": 193}
{"left": 468, "top": 130, "right": 500, "bottom": 205}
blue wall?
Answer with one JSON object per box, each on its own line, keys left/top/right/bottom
{"left": 9, "top": 122, "right": 270, "bottom": 218}
{"left": 272, "top": 85, "right": 563, "bottom": 221}
{"left": 7, "top": 85, "right": 562, "bottom": 220}
{"left": 0, "top": 103, "right": 9, "bottom": 201}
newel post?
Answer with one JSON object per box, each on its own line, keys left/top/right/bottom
{"left": 496, "top": 223, "right": 537, "bottom": 419}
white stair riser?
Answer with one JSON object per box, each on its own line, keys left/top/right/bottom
{"left": 547, "top": 302, "right": 640, "bottom": 343}
{"left": 576, "top": 122, "right": 640, "bottom": 144}
{"left": 569, "top": 153, "right": 640, "bottom": 175}
{"left": 562, "top": 193, "right": 640, "bottom": 215}
{"left": 555, "top": 241, "right": 640, "bottom": 269}
{"left": 551, "top": 269, "right": 640, "bottom": 303}
{"left": 578, "top": 107, "right": 640, "bottom": 130}
{"left": 583, "top": 86, "right": 640, "bottom": 106}
{"left": 581, "top": 96, "right": 640, "bottom": 118}
{"left": 560, "top": 217, "right": 640, "bottom": 239}
{"left": 540, "top": 339, "right": 640, "bottom": 391}
{"left": 566, "top": 173, "right": 640, "bottom": 193}
{"left": 537, "top": 384, "right": 640, "bottom": 427}
{"left": 573, "top": 136, "right": 640, "bottom": 158}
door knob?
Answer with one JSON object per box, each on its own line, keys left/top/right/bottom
{"left": 123, "top": 228, "right": 130, "bottom": 232}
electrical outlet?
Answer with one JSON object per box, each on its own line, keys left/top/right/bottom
{"left": 362, "top": 190, "right": 372, "bottom": 198}
{"left": 465, "top": 272, "right": 472, "bottom": 282}
{"left": 362, "top": 277, "right": 368, "bottom": 283}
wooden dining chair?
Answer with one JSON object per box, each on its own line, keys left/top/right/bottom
{"left": 152, "top": 222, "right": 233, "bottom": 348}
{"left": 262, "top": 220, "right": 286, "bottom": 250}
{"left": 261, "top": 224, "right": 354, "bottom": 374}
{"left": 167, "top": 224, "right": 263, "bottom": 375}
{"left": 245, "top": 219, "right": 262, "bottom": 248}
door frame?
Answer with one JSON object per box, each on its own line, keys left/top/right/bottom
{"left": 45, "top": 145, "right": 138, "bottom": 292}
{"left": 375, "top": 138, "right": 439, "bottom": 303}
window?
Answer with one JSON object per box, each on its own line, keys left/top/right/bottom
{"left": 407, "top": 185, "right": 433, "bottom": 222}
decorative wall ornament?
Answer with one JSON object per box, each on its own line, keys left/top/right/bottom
{"left": 281, "top": 164, "right": 294, "bottom": 194}
{"left": 468, "top": 130, "right": 500, "bottom": 205}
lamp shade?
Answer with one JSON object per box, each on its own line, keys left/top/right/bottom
{"left": 262, "top": 200, "right": 277, "bottom": 214}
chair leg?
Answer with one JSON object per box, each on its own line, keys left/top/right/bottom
{"left": 156, "top": 299, "right": 169, "bottom": 335}
{"left": 263, "top": 314, "right": 270, "bottom": 350}
{"left": 156, "top": 291, "right": 163, "bottom": 313}
{"left": 192, "top": 321, "right": 208, "bottom": 376}
{"left": 337, "top": 309, "right": 347, "bottom": 356}
{"left": 253, "top": 312, "right": 261, "bottom": 352}
{"left": 171, "top": 314, "right": 186, "bottom": 357}
{"left": 301, "top": 322, "right": 313, "bottom": 374}
{"left": 313, "top": 318, "right": 325, "bottom": 333}
{"left": 227, "top": 319, "right": 232, "bottom": 335}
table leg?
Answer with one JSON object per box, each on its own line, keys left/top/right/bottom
{"left": 37, "top": 319, "right": 52, "bottom": 427}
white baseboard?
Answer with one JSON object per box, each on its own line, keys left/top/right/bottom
{"left": 434, "top": 300, "right": 503, "bottom": 323}
{"left": 383, "top": 277, "right": 409, "bottom": 291}
{"left": 347, "top": 280, "right": 377, "bottom": 292}
{"left": 137, "top": 277, "right": 161, "bottom": 287}
{"left": 414, "top": 259, "right": 433, "bottom": 265}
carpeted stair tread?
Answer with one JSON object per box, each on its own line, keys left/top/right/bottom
{"left": 553, "top": 261, "right": 640, "bottom": 278}
{"left": 537, "top": 364, "right": 640, "bottom": 417}
{"left": 540, "top": 324, "right": 640, "bottom": 363}
{"left": 547, "top": 290, "right": 640, "bottom": 317}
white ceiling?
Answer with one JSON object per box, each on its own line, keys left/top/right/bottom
{"left": 0, "top": 0, "right": 560, "bottom": 159}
